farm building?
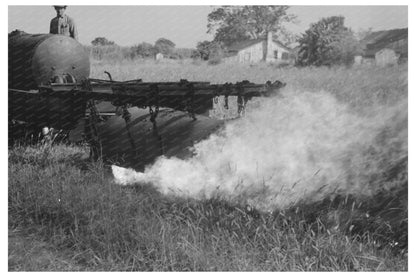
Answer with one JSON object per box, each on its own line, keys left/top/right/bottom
{"left": 355, "top": 28, "right": 408, "bottom": 66}
{"left": 155, "top": 53, "right": 164, "bottom": 60}
{"left": 223, "top": 32, "right": 293, "bottom": 64}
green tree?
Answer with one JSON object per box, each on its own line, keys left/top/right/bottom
{"left": 356, "top": 27, "right": 373, "bottom": 41}
{"left": 296, "top": 16, "right": 360, "bottom": 66}
{"left": 154, "top": 38, "right": 176, "bottom": 56}
{"left": 195, "top": 40, "right": 223, "bottom": 60}
{"left": 91, "top": 37, "right": 115, "bottom": 46}
{"left": 174, "top": 48, "right": 195, "bottom": 59}
{"left": 207, "top": 6, "right": 296, "bottom": 47}
{"left": 134, "top": 42, "right": 157, "bottom": 58}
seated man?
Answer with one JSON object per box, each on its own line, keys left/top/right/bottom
{"left": 49, "top": 5, "right": 78, "bottom": 40}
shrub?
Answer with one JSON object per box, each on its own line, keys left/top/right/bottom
{"left": 208, "top": 56, "right": 222, "bottom": 65}
{"left": 296, "top": 16, "right": 361, "bottom": 66}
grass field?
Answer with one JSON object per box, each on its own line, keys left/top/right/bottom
{"left": 8, "top": 60, "right": 408, "bottom": 271}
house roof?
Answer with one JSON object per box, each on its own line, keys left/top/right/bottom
{"left": 361, "top": 28, "right": 408, "bottom": 57}
{"left": 227, "top": 38, "right": 265, "bottom": 52}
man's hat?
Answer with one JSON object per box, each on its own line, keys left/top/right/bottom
{"left": 53, "top": 5, "right": 67, "bottom": 9}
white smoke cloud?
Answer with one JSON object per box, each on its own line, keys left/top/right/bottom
{"left": 112, "top": 91, "right": 407, "bottom": 211}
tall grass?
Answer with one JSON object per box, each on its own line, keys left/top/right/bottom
{"left": 85, "top": 45, "right": 135, "bottom": 63}
{"left": 9, "top": 62, "right": 407, "bottom": 271}
{"left": 91, "top": 60, "right": 406, "bottom": 111}
{"left": 8, "top": 143, "right": 407, "bottom": 270}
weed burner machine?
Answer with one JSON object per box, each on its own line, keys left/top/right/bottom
{"left": 9, "top": 31, "right": 285, "bottom": 170}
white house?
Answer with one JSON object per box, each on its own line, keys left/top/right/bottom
{"left": 354, "top": 28, "right": 407, "bottom": 67}
{"left": 155, "top": 53, "right": 164, "bottom": 61}
{"left": 223, "top": 32, "right": 292, "bottom": 64}
{"left": 375, "top": 48, "right": 399, "bottom": 66}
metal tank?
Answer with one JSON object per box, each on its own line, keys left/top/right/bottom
{"left": 9, "top": 30, "right": 90, "bottom": 130}
{"left": 9, "top": 30, "right": 90, "bottom": 89}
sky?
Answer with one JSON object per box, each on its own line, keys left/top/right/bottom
{"left": 8, "top": 5, "right": 408, "bottom": 48}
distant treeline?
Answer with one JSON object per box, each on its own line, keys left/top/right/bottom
{"left": 86, "top": 37, "right": 199, "bottom": 62}
{"left": 85, "top": 45, "right": 198, "bottom": 62}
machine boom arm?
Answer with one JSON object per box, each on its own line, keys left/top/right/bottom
{"left": 30, "top": 78, "right": 285, "bottom": 114}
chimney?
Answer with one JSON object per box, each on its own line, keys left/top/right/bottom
{"left": 265, "top": 31, "right": 274, "bottom": 62}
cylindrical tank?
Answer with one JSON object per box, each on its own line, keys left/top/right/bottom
{"left": 8, "top": 31, "right": 90, "bottom": 130}
{"left": 96, "top": 107, "right": 224, "bottom": 171}
{"left": 9, "top": 30, "right": 90, "bottom": 89}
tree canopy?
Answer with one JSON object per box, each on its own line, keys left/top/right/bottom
{"left": 134, "top": 42, "right": 157, "bottom": 58}
{"left": 154, "top": 38, "right": 176, "bottom": 56}
{"left": 207, "top": 6, "right": 296, "bottom": 47}
{"left": 296, "top": 16, "right": 360, "bottom": 66}
{"left": 91, "top": 37, "right": 115, "bottom": 46}
{"left": 194, "top": 40, "right": 223, "bottom": 60}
